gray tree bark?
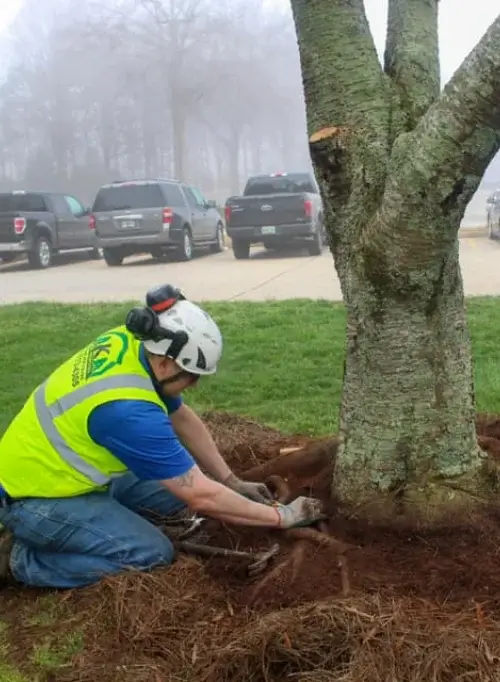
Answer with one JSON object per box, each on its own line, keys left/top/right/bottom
{"left": 290, "top": 0, "right": 500, "bottom": 522}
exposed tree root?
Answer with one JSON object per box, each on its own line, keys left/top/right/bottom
{"left": 265, "top": 475, "right": 292, "bottom": 504}
{"left": 283, "top": 527, "right": 356, "bottom": 554}
{"left": 288, "top": 541, "right": 307, "bottom": 585}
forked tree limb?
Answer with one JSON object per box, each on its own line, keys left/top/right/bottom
{"left": 290, "top": 0, "right": 389, "bottom": 133}
{"left": 384, "top": 0, "right": 440, "bottom": 132}
{"left": 290, "top": 0, "right": 391, "bottom": 236}
{"left": 378, "top": 13, "right": 500, "bottom": 230}
{"left": 292, "top": 2, "right": 500, "bottom": 251}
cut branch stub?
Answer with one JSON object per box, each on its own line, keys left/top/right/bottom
{"left": 309, "top": 126, "right": 345, "bottom": 144}
{"left": 309, "top": 126, "right": 349, "bottom": 160}
{"left": 308, "top": 126, "right": 352, "bottom": 225}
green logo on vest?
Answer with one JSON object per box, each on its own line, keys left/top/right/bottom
{"left": 86, "top": 331, "right": 129, "bottom": 379}
{"left": 70, "top": 329, "right": 130, "bottom": 387}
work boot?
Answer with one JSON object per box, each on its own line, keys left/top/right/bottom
{"left": 0, "top": 528, "right": 14, "bottom": 585}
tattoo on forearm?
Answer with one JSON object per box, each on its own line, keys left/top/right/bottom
{"left": 174, "top": 471, "right": 195, "bottom": 488}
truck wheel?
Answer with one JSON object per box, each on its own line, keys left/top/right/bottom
{"left": 307, "top": 229, "right": 324, "bottom": 256}
{"left": 28, "top": 235, "right": 53, "bottom": 269}
{"left": 176, "top": 227, "right": 194, "bottom": 262}
{"left": 103, "top": 248, "right": 124, "bottom": 267}
{"left": 210, "top": 223, "right": 225, "bottom": 254}
{"left": 209, "top": 223, "right": 225, "bottom": 254}
{"left": 232, "top": 240, "right": 250, "bottom": 260}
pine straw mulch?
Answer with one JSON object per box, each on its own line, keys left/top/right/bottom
{"left": 4, "top": 410, "right": 500, "bottom": 682}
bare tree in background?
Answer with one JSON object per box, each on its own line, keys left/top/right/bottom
{"left": 0, "top": 0, "right": 308, "bottom": 201}
{"left": 291, "top": 0, "right": 500, "bottom": 521}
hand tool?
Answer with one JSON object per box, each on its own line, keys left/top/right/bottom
{"left": 162, "top": 513, "right": 207, "bottom": 540}
{"left": 176, "top": 540, "right": 281, "bottom": 577}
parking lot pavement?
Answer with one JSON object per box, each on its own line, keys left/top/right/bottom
{"left": 1, "top": 237, "right": 499, "bottom": 304}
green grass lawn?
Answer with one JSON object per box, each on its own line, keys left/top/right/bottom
{"left": 0, "top": 296, "right": 500, "bottom": 679}
{"left": 1, "top": 297, "right": 500, "bottom": 437}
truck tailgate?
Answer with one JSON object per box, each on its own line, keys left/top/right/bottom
{"left": 0, "top": 213, "right": 17, "bottom": 241}
{"left": 227, "top": 193, "right": 309, "bottom": 228}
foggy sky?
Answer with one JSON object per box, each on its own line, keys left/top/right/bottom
{"left": 0, "top": 0, "right": 20, "bottom": 33}
{"left": 1, "top": 0, "right": 498, "bottom": 84}
{"left": 2, "top": 0, "right": 499, "bottom": 82}
{"left": 1, "top": 0, "right": 498, "bottom": 85}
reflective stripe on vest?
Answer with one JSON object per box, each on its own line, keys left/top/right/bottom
{"left": 34, "top": 373, "right": 155, "bottom": 486}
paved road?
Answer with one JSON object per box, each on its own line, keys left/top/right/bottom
{"left": 1, "top": 237, "right": 500, "bottom": 304}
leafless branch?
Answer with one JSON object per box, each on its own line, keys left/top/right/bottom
{"left": 382, "top": 13, "right": 500, "bottom": 225}
{"left": 384, "top": 0, "right": 440, "bottom": 132}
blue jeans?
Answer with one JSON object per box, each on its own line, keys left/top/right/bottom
{"left": 0, "top": 473, "right": 186, "bottom": 588}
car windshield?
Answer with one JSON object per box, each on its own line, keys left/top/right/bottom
{"left": 92, "top": 184, "right": 164, "bottom": 211}
{"left": 244, "top": 174, "right": 316, "bottom": 196}
{"left": 0, "top": 193, "right": 47, "bottom": 212}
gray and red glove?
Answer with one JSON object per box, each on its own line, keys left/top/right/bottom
{"left": 224, "top": 474, "right": 274, "bottom": 504}
{"left": 275, "top": 497, "right": 326, "bottom": 528}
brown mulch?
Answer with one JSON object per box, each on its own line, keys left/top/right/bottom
{"left": 3, "top": 410, "right": 500, "bottom": 681}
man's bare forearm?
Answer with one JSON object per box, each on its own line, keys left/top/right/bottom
{"left": 170, "top": 405, "right": 233, "bottom": 482}
{"left": 162, "top": 466, "right": 280, "bottom": 528}
{"left": 195, "top": 486, "right": 280, "bottom": 527}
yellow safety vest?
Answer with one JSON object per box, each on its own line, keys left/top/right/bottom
{"left": 0, "top": 326, "right": 165, "bottom": 499}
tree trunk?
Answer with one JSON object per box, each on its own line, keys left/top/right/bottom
{"left": 171, "top": 100, "right": 186, "bottom": 181}
{"left": 334, "top": 229, "right": 485, "bottom": 521}
{"left": 226, "top": 125, "right": 241, "bottom": 197}
{"left": 290, "top": 1, "right": 500, "bottom": 521}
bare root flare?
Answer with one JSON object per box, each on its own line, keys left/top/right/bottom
{"left": 336, "top": 466, "right": 498, "bottom": 527}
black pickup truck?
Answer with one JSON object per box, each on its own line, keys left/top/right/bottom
{"left": 0, "top": 191, "right": 100, "bottom": 269}
{"left": 224, "top": 172, "right": 324, "bottom": 259}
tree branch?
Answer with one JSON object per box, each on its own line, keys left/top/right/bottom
{"left": 290, "top": 0, "right": 391, "bottom": 235}
{"left": 290, "top": 0, "right": 389, "bottom": 134}
{"left": 384, "top": 0, "right": 440, "bottom": 132}
{"left": 376, "top": 14, "right": 500, "bottom": 240}
{"left": 358, "top": 13, "right": 500, "bottom": 286}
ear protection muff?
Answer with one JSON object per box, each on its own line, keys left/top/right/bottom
{"left": 125, "top": 284, "right": 189, "bottom": 360}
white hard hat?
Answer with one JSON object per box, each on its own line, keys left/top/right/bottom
{"left": 144, "top": 299, "right": 223, "bottom": 376}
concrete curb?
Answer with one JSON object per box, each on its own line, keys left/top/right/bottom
{"left": 223, "top": 228, "right": 486, "bottom": 246}
{"left": 459, "top": 226, "right": 487, "bottom": 238}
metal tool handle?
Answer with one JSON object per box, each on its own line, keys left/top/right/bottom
{"left": 176, "top": 541, "right": 252, "bottom": 560}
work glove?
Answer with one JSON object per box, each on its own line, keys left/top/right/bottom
{"left": 224, "top": 474, "right": 274, "bottom": 504}
{"left": 275, "top": 496, "right": 326, "bottom": 529}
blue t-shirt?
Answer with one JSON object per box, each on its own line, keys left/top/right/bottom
{"left": 87, "top": 345, "right": 195, "bottom": 480}
{"left": 0, "top": 345, "right": 195, "bottom": 497}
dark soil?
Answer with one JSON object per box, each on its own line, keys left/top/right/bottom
{"left": 3, "top": 410, "right": 500, "bottom": 682}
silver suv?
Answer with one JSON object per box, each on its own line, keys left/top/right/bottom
{"left": 90, "top": 179, "right": 225, "bottom": 266}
